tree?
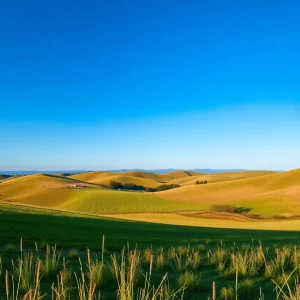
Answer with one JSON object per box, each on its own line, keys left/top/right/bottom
{"left": 109, "top": 180, "right": 123, "bottom": 189}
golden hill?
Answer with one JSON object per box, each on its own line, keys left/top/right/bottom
{"left": 0, "top": 174, "right": 99, "bottom": 206}
{"left": 70, "top": 172, "right": 160, "bottom": 187}
{"left": 0, "top": 173, "right": 204, "bottom": 214}
{"left": 69, "top": 170, "right": 202, "bottom": 185}
{"left": 119, "top": 170, "right": 200, "bottom": 181}
{"left": 170, "top": 170, "right": 276, "bottom": 186}
{"left": 96, "top": 175, "right": 159, "bottom": 188}
{"left": 0, "top": 169, "right": 293, "bottom": 218}
{"left": 158, "top": 169, "right": 300, "bottom": 217}
{"left": 69, "top": 171, "right": 115, "bottom": 182}
{"left": 1, "top": 174, "right": 79, "bottom": 183}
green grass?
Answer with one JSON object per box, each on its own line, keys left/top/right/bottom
{"left": 58, "top": 189, "right": 206, "bottom": 214}
{"left": 2, "top": 203, "right": 300, "bottom": 299}
{"left": 1, "top": 202, "right": 300, "bottom": 251}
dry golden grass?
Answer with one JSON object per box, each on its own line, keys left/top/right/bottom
{"left": 158, "top": 169, "right": 300, "bottom": 217}
{"left": 106, "top": 212, "right": 300, "bottom": 231}
{"left": 95, "top": 175, "right": 160, "bottom": 188}
{"left": 69, "top": 171, "right": 115, "bottom": 182}
{"left": 120, "top": 170, "right": 201, "bottom": 181}
{"left": 69, "top": 170, "right": 275, "bottom": 187}
{"left": 1, "top": 169, "right": 300, "bottom": 219}
{"left": 169, "top": 171, "right": 275, "bottom": 186}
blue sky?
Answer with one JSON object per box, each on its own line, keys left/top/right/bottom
{"left": 1, "top": 0, "right": 300, "bottom": 170}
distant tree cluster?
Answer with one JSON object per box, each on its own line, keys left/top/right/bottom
{"left": 155, "top": 184, "right": 181, "bottom": 191}
{"left": 107, "top": 180, "right": 156, "bottom": 191}
{"left": 196, "top": 180, "right": 208, "bottom": 185}
{"left": 60, "top": 173, "right": 72, "bottom": 176}
{"left": 104, "top": 181, "right": 180, "bottom": 192}
{"left": 108, "top": 180, "right": 124, "bottom": 189}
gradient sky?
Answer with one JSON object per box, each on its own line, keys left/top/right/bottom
{"left": 1, "top": 0, "right": 300, "bottom": 171}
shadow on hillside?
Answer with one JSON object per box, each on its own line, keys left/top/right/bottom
{"left": 42, "top": 174, "right": 98, "bottom": 186}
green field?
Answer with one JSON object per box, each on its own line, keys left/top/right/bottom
{"left": 1, "top": 202, "right": 300, "bottom": 299}
{"left": 2, "top": 202, "right": 300, "bottom": 250}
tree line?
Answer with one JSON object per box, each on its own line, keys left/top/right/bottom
{"left": 196, "top": 180, "right": 208, "bottom": 184}
{"left": 101, "top": 181, "right": 181, "bottom": 192}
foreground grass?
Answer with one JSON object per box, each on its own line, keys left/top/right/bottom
{"left": 1, "top": 237, "right": 300, "bottom": 299}
{"left": 1, "top": 203, "right": 300, "bottom": 298}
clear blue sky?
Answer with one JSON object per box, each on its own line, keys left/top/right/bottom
{"left": 1, "top": 0, "right": 300, "bottom": 171}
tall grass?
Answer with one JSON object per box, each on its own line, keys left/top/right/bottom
{"left": 3, "top": 238, "right": 300, "bottom": 299}
{"left": 111, "top": 247, "right": 141, "bottom": 299}
{"left": 41, "top": 244, "right": 62, "bottom": 277}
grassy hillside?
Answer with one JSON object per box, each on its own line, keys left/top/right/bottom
{"left": 119, "top": 170, "right": 200, "bottom": 181}
{"left": 93, "top": 174, "right": 160, "bottom": 188}
{"left": 0, "top": 174, "right": 206, "bottom": 213}
{"left": 109, "top": 212, "right": 300, "bottom": 231}
{"left": 69, "top": 169, "right": 275, "bottom": 187}
{"left": 159, "top": 169, "right": 300, "bottom": 217}
{"left": 0, "top": 170, "right": 295, "bottom": 218}
{"left": 58, "top": 189, "right": 206, "bottom": 214}
{"left": 2, "top": 202, "right": 300, "bottom": 300}
{"left": 69, "top": 171, "right": 115, "bottom": 182}
{"left": 1, "top": 202, "right": 300, "bottom": 250}
{"left": 169, "top": 170, "right": 275, "bottom": 186}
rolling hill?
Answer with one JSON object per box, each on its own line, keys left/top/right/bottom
{"left": 158, "top": 169, "right": 300, "bottom": 217}
{"left": 0, "top": 173, "right": 204, "bottom": 213}
{"left": 1, "top": 169, "right": 299, "bottom": 219}
{"left": 169, "top": 170, "right": 275, "bottom": 186}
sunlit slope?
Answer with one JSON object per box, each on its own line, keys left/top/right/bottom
{"left": 96, "top": 175, "right": 159, "bottom": 188}
{"left": 58, "top": 189, "right": 205, "bottom": 214}
{"left": 159, "top": 170, "right": 202, "bottom": 181}
{"left": 1, "top": 170, "right": 295, "bottom": 217}
{"left": 69, "top": 171, "right": 115, "bottom": 182}
{"left": 158, "top": 169, "right": 300, "bottom": 216}
{"left": 70, "top": 170, "right": 276, "bottom": 187}
{"left": 69, "top": 170, "right": 203, "bottom": 185}
{"left": 0, "top": 187, "right": 206, "bottom": 214}
{"left": 0, "top": 174, "right": 205, "bottom": 213}
{"left": 107, "top": 212, "right": 300, "bottom": 231}
{"left": 70, "top": 172, "right": 160, "bottom": 187}
{"left": 0, "top": 174, "right": 99, "bottom": 207}
{"left": 119, "top": 170, "right": 201, "bottom": 181}
{"left": 170, "top": 171, "right": 276, "bottom": 186}
{"left": 2, "top": 173, "right": 85, "bottom": 184}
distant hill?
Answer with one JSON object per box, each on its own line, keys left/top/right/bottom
{"left": 1, "top": 168, "right": 279, "bottom": 176}
{"left": 0, "top": 170, "right": 86, "bottom": 176}
{"left": 108, "top": 168, "right": 249, "bottom": 174}
{"left": 0, "top": 169, "right": 279, "bottom": 217}
{"left": 158, "top": 169, "right": 300, "bottom": 217}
